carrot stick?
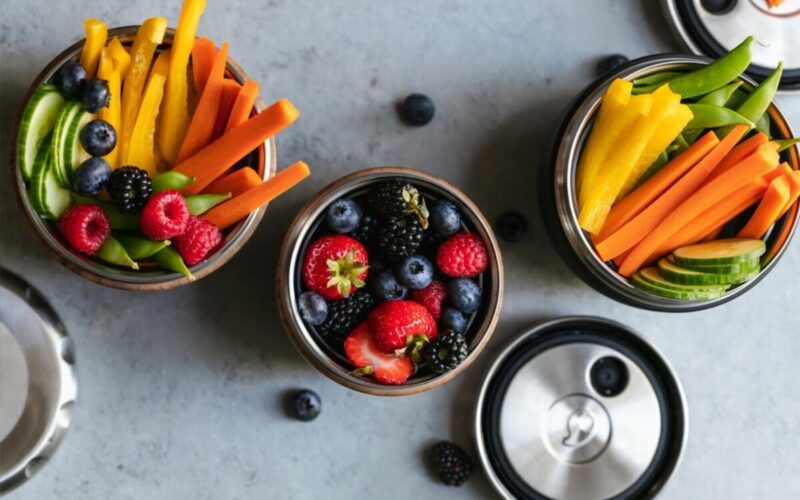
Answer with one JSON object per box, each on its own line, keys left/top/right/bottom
{"left": 225, "top": 79, "right": 260, "bottom": 133}
{"left": 203, "top": 161, "right": 310, "bottom": 229}
{"left": 203, "top": 167, "right": 262, "bottom": 197}
{"left": 778, "top": 168, "right": 800, "bottom": 218}
{"left": 596, "top": 126, "right": 746, "bottom": 261}
{"left": 212, "top": 79, "right": 242, "bottom": 140}
{"left": 174, "top": 98, "right": 300, "bottom": 194}
{"left": 706, "top": 132, "right": 768, "bottom": 183}
{"left": 618, "top": 141, "right": 780, "bottom": 276}
{"left": 738, "top": 174, "right": 792, "bottom": 239}
{"left": 598, "top": 131, "right": 719, "bottom": 240}
{"left": 177, "top": 43, "right": 230, "bottom": 163}
{"left": 191, "top": 37, "right": 217, "bottom": 95}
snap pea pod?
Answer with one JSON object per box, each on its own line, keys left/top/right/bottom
{"left": 775, "top": 138, "right": 800, "bottom": 153}
{"left": 755, "top": 112, "right": 771, "bottom": 137}
{"left": 721, "top": 62, "right": 783, "bottom": 137}
{"left": 152, "top": 247, "right": 195, "bottom": 281}
{"left": 114, "top": 233, "right": 170, "bottom": 260}
{"left": 667, "top": 133, "right": 691, "bottom": 157}
{"left": 96, "top": 235, "right": 138, "bottom": 270}
{"left": 725, "top": 89, "right": 747, "bottom": 109}
{"left": 635, "top": 150, "right": 669, "bottom": 188}
{"left": 152, "top": 171, "right": 195, "bottom": 192}
{"left": 698, "top": 81, "right": 742, "bottom": 107}
{"left": 71, "top": 194, "right": 140, "bottom": 230}
{"left": 685, "top": 104, "right": 754, "bottom": 130}
{"left": 185, "top": 193, "right": 231, "bottom": 216}
{"left": 631, "top": 83, "right": 662, "bottom": 95}
{"left": 667, "top": 36, "right": 753, "bottom": 99}
{"left": 633, "top": 71, "right": 685, "bottom": 87}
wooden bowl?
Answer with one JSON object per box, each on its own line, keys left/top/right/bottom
{"left": 11, "top": 26, "right": 276, "bottom": 291}
{"left": 276, "top": 167, "right": 504, "bottom": 396}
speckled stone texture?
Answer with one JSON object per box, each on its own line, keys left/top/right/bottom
{"left": 2, "top": 1, "right": 800, "bottom": 498}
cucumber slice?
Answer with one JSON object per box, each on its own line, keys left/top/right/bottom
{"left": 51, "top": 101, "right": 83, "bottom": 187}
{"left": 669, "top": 255, "right": 760, "bottom": 275}
{"left": 18, "top": 85, "right": 66, "bottom": 181}
{"left": 638, "top": 267, "right": 728, "bottom": 293}
{"left": 658, "top": 258, "right": 751, "bottom": 286}
{"left": 62, "top": 109, "right": 92, "bottom": 182}
{"left": 29, "top": 134, "right": 71, "bottom": 219}
{"left": 672, "top": 238, "right": 766, "bottom": 266}
{"left": 631, "top": 271, "right": 725, "bottom": 300}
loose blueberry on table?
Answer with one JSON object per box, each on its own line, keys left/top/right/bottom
{"left": 297, "top": 180, "right": 490, "bottom": 386}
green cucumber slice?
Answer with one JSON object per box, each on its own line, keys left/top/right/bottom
{"left": 675, "top": 257, "right": 760, "bottom": 276}
{"left": 52, "top": 101, "right": 83, "bottom": 187}
{"left": 18, "top": 85, "right": 66, "bottom": 181}
{"left": 672, "top": 238, "right": 765, "bottom": 266}
{"left": 29, "top": 134, "right": 71, "bottom": 219}
{"left": 638, "top": 267, "right": 728, "bottom": 293}
{"left": 63, "top": 109, "right": 93, "bottom": 182}
{"left": 658, "top": 258, "right": 751, "bottom": 286}
{"left": 631, "top": 271, "right": 725, "bottom": 300}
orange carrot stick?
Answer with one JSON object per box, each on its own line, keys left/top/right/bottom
{"left": 174, "top": 98, "right": 300, "bottom": 194}
{"left": 778, "top": 168, "right": 800, "bottom": 218}
{"left": 191, "top": 37, "right": 217, "bottom": 97}
{"left": 212, "top": 79, "right": 242, "bottom": 140}
{"left": 177, "top": 43, "right": 230, "bottom": 163}
{"left": 596, "top": 126, "right": 746, "bottom": 261}
{"left": 225, "top": 79, "right": 260, "bottom": 133}
{"left": 203, "top": 161, "right": 310, "bottom": 229}
{"left": 706, "top": 132, "right": 768, "bottom": 183}
{"left": 204, "top": 167, "right": 262, "bottom": 197}
{"left": 618, "top": 141, "right": 780, "bottom": 276}
{"left": 598, "top": 131, "right": 719, "bottom": 240}
{"left": 738, "top": 174, "right": 792, "bottom": 239}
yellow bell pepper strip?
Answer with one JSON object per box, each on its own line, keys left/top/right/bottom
{"left": 618, "top": 102, "right": 693, "bottom": 200}
{"left": 577, "top": 79, "right": 633, "bottom": 209}
{"left": 80, "top": 18, "right": 108, "bottom": 78}
{"left": 107, "top": 37, "right": 131, "bottom": 79}
{"left": 158, "top": 0, "right": 207, "bottom": 166}
{"left": 119, "top": 17, "right": 168, "bottom": 166}
{"left": 579, "top": 86, "right": 681, "bottom": 234}
{"left": 97, "top": 50, "right": 123, "bottom": 167}
{"left": 127, "top": 51, "right": 172, "bottom": 176}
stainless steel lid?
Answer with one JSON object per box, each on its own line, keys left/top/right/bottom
{"left": 0, "top": 268, "right": 77, "bottom": 494}
{"left": 476, "top": 317, "right": 687, "bottom": 500}
{"left": 662, "top": 0, "right": 800, "bottom": 91}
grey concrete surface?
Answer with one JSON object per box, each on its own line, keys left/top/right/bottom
{"left": 1, "top": 1, "right": 799, "bottom": 498}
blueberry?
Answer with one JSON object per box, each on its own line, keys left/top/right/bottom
{"left": 429, "top": 200, "right": 461, "bottom": 236}
{"left": 72, "top": 157, "right": 112, "bottom": 196}
{"left": 440, "top": 307, "right": 467, "bottom": 333}
{"left": 496, "top": 212, "right": 527, "bottom": 242}
{"left": 53, "top": 60, "right": 87, "bottom": 99}
{"left": 291, "top": 389, "right": 321, "bottom": 422}
{"left": 372, "top": 270, "right": 408, "bottom": 301}
{"left": 447, "top": 278, "right": 481, "bottom": 313}
{"left": 399, "top": 93, "right": 435, "bottom": 126}
{"left": 298, "top": 291, "right": 328, "bottom": 326}
{"left": 598, "top": 54, "right": 629, "bottom": 75}
{"left": 82, "top": 79, "right": 111, "bottom": 113}
{"left": 700, "top": 0, "right": 737, "bottom": 15}
{"left": 396, "top": 255, "right": 434, "bottom": 290}
{"left": 326, "top": 198, "right": 362, "bottom": 233}
{"left": 80, "top": 119, "right": 117, "bottom": 157}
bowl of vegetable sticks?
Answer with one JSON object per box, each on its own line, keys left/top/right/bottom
{"left": 542, "top": 45, "right": 800, "bottom": 312}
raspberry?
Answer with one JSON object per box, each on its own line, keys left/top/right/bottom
{"left": 59, "top": 204, "right": 110, "bottom": 255}
{"left": 410, "top": 280, "right": 446, "bottom": 320}
{"left": 173, "top": 216, "right": 223, "bottom": 266}
{"left": 436, "top": 232, "right": 488, "bottom": 278}
{"left": 140, "top": 190, "right": 190, "bottom": 240}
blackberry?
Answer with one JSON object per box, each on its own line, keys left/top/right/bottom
{"left": 108, "top": 166, "right": 153, "bottom": 214}
{"left": 349, "top": 213, "right": 377, "bottom": 246}
{"left": 430, "top": 441, "right": 474, "bottom": 486}
{"left": 316, "top": 291, "right": 375, "bottom": 344}
{"left": 377, "top": 216, "right": 424, "bottom": 263}
{"left": 425, "top": 329, "right": 468, "bottom": 374}
{"left": 368, "top": 181, "right": 429, "bottom": 228}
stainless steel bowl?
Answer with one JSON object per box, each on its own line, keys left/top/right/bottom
{"left": 541, "top": 54, "right": 800, "bottom": 312}
{"left": 276, "top": 167, "right": 504, "bottom": 396}
{"left": 11, "top": 26, "right": 276, "bottom": 291}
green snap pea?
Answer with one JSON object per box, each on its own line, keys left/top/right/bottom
{"left": 633, "top": 71, "right": 685, "bottom": 87}
{"left": 725, "top": 89, "right": 747, "bottom": 109}
{"left": 152, "top": 247, "right": 195, "bottom": 281}
{"left": 668, "top": 36, "right": 753, "bottom": 99}
{"left": 755, "top": 112, "right": 771, "bottom": 137}
{"left": 635, "top": 150, "right": 669, "bottom": 188}
{"left": 184, "top": 193, "right": 231, "bottom": 216}
{"left": 96, "top": 235, "right": 138, "bottom": 270}
{"left": 685, "top": 104, "right": 754, "bottom": 130}
{"left": 631, "top": 83, "right": 661, "bottom": 95}
{"left": 71, "top": 194, "right": 140, "bottom": 230}
{"left": 721, "top": 62, "right": 783, "bottom": 137}
{"left": 698, "top": 81, "right": 742, "bottom": 106}
{"left": 152, "top": 171, "right": 195, "bottom": 192}
{"left": 667, "top": 134, "right": 691, "bottom": 157}
{"left": 114, "top": 233, "right": 170, "bottom": 260}
{"left": 775, "top": 138, "right": 800, "bottom": 153}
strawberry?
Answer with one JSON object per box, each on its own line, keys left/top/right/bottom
{"left": 344, "top": 322, "right": 414, "bottom": 385}
{"left": 368, "top": 300, "right": 438, "bottom": 353}
{"left": 302, "top": 235, "right": 369, "bottom": 300}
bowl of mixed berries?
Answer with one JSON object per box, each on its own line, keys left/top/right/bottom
{"left": 277, "top": 167, "right": 504, "bottom": 396}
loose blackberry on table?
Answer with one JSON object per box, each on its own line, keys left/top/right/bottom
{"left": 429, "top": 441, "right": 474, "bottom": 487}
